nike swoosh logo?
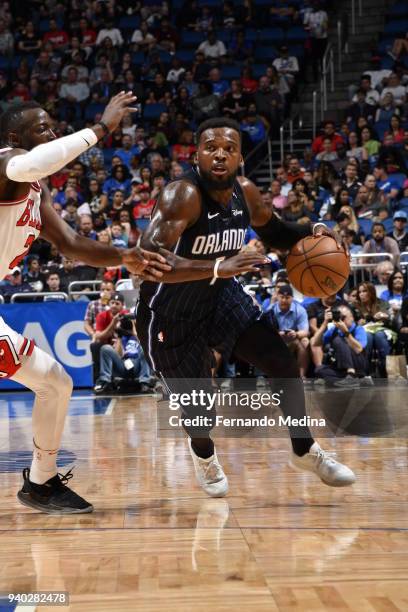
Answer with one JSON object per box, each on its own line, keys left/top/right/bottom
{"left": 82, "top": 136, "right": 90, "bottom": 146}
{"left": 208, "top": 213, "right": 219, "bottom": 219}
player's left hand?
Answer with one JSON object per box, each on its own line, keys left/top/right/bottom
{"left": 121, "top": 247, "right": 172, "bottom": 280}
{"left": 312, "top": 223, "right": 347, "bottom": 254}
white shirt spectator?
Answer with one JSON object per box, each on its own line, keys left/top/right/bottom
{"left": 61, "top": 63, "right": 89, "bottom": 82}
{"left": 352, "top": 88, "right": 379, "bottom": 106}
{"left": 304, "top": 10, "right": 328, "bottom": 39}
{"left": 167, "top": 67, "right": 185, "bottom": 83}
{"left": 380, "top": 85, "right": 407, "bottom": 107}
{"left": 131, "top": 29, "right": 155, "bottom": 46}
{"left": 96, "top": 27, "right": 123, "bottom": 47}
{"left": 197, "top": 39, "right": 226, "bottom": 59}
{"left": 363, "top": 69, "right": 392, "bottom": 89}
{"left": 59, "top": 81, "right": 90, "bottom": 102}
{"left": 273, "top": 56, "right": 299, "bottom": 78}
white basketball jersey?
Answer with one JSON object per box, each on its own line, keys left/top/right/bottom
{"left": 0, "top": 148, "right": 42, "bottom": 281}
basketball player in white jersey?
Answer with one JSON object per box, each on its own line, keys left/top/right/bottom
{"left": 0, "top": 93, "right": 170, "bottom": 513}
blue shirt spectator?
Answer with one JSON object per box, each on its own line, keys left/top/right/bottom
{"left": 270, "top": 286, "right": 309, "bottom": 332}
{"left": 241, "top": 113, "right": 266, "bottom": 144}
{"left": 323, "top": 322, "right": 367, "bottom": 349}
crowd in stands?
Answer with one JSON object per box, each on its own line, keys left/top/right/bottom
{"left": 0, "top": 1, "right": 407, "bottom": 388}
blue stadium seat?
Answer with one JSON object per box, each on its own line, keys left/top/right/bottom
{"left": 252, "top": 64, "right": 268, "bottom": 79}
{"left": 383, "top": 218, "right": 394, "bottom": 234}
{"left": 131, "top": 52, "right": 145, "bottom": 66}
{"left": 288, "top": 44, "right": 305, "bottom": 58}
{"left": 384, "top": 20, "right": 408, "bottom": 35}
{"left": 102, "top": 148, "right": 115, "bottom": 166}
{"left": 243, "top": 28, "right": 258, "bottom": 42}
{"left": 157, "top": 50, "right": 172, "bottom": 64}
{"left": 175, "top": 50, "right": 195, "bottom": 63}
{"left": 259, "top": 28, "right": 285, "bottom": 44}
{"left": 254, "top": 46, "right": 278, "bottom": 61}
{"left": 222, "top": 65, "right": 241, "bottom": 79}
{"left": 389, "top": 173, "right": 407, "bottom": 189}
{"left": 181, "top": 31, "right": 206, "bottom": 47}
{"left": 197, "top": 0, "right": 219, "bottom": 5}
{"left": 358, "top": 218, "right": 373, "bottom": 237}
{"left": 143, "top": 103, "right": 167, "bottom": 120}
{"left": 374, "top": 121, "right": 389, "bottom": 141}
{"left": 380, "top": 57, "right": 396, "bottom": 70}
{"left": 84, "top": 103, "right": 105, "bottom": 122}
{"left": 254, "top": 0, "right": 273, "bottom": 5}
{"left": 377, "top": 38, "right": 395, "bottom": 54}
{"left": 324, "top": 220, "right": 336, "bottom": 229}
{"left": 216, "top": 30, "right": 232, "bottom": 43}
{"left": 118, "top": 15, "right": 140, "bottom": 31}
{"left": 286, "top": 26, "right": 308, "bottom": 42}
{"left": 389, "top": 3, "right": 408, "bottom": 17}
{"left": 0, "top": 57, "right": 9, "bottom": 70}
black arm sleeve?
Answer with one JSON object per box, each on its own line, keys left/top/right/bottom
{"left": 252, "top": 214, "right": 313, "bottom": 250}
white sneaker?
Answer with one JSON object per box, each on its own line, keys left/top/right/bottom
{"left": 290, "top": 442, "right": 356, "bottom": 487}
{"left": 188, "top": 438, "right": 229, "bottom": 498}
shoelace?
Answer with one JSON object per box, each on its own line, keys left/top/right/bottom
{"left": 56, "top": 468, "right": 74, "bottom": 487}
{"left": 315, "top": 448, "right": 337, "bottom": 468}
{"left": 203, "top": 459, "right": 224, "bottom": 483}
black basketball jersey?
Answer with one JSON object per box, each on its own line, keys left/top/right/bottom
{"left": 140, "top": 167, "right": 251, "bottom": 320}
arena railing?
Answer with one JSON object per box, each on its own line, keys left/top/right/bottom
{"left": 10, "top": 292, "right": 68, "bottom": 303}
{"left": 245, "top": 129, "right": 273, "bottom": 182}
{"left": 68, "top": 280, "right": 102, "bottom": 301}
{"left": 350, "top": 252, "right": 394, "bottom": 285}
{"left": 351, "top": 0, "right": 363, "bottom": 35}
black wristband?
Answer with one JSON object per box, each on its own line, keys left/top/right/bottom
{"left": 96, "top": 121, "right": 110, "bottom": 138}
{"left": 344, "top": 331, "right": 351, "bottom": 337}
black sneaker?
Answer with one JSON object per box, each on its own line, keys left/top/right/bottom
{"left": 333, "top": 374, "right": 360, "bottom": 389}
{"left": 17, "top": 468, "right": 93, "bottom": 514}
{"left": 93, "top": 381, "right": 113, "bottom": 395}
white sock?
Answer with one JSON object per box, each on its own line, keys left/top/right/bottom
{"left": 30, "top": 439, "right": 58, "bottom": 484}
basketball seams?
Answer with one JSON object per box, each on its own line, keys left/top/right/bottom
{"left": 287, "top": 250, "right": 349, "bottom": 276}
{"left": 300, "top": 237, "right": 330, "bottom": 297}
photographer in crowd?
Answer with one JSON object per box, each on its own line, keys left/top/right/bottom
{"left": 94, "top": 314, "right": 151, "bottom": 395}
{"left": 311, "top": 305, "right": 368, "bottom": 388}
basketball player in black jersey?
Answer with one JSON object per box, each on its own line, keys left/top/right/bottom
{"left": 137, "top": 118, "right": 356, "bottom": 496}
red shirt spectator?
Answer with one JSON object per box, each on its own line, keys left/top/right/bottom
{"left": 43, "top": 19, "right": 69, "bottom": 48}
{"left": 95, "top": 295, "right": 128, "bottom": 345}
{"left": 312, "top": 121, "right": 344, "bottom": 155}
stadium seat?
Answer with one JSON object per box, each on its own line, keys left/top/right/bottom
{"left": 242, "top": 28, "right": 258, "bottom": 42}
{"left": 84, "top": 103, "right": 105, "bottom": 122}
{"left": 118, "top": 15, "right": 140, "bottom": 31}
{"left": 222, "top": 65, "right": 242, "bottom": 79}
{"left": 259, "top": 28, "right": 285, "bottom": 44}
{"left": 286, "top": 26, "right": 308, "bottom": 42}
{"left": 377, "top": 38, "right": 395, "bottom": 54}
{"left": 143, "top": 103, "right": 167, "bottom": 121}
{"left": 374, "top": 121, "right": 389, "bottom": 141}
{"left": 384, "top": 20, "right": 408, "bottom": 36}
{"left": 389, "top": 2, "right": 408, "bottom": 16}
{"left": 252, "top": 64, "right": 269, "bottom": 78}
{"left": 175, "top": 50, "right": 195, "bottom": 63}
{"left": 358, "top": 218, "right": 373, "bottom": 237}
{"left": 383, "top": 218, "right": 394, "bottom": 234}
{"left": 102, "top": 148, "right": 115, "bottom": 165}
{"left": 254, "top": 46, "right": 278, "bottom": 62}
{"left": 181, "top": 31, "right": 206, "bottom": 47}
{"left": 131, "top": 52, "right": 145, "bottom": 66}
{"left": 380, "top": 57, "right": 396, "bottom": 70}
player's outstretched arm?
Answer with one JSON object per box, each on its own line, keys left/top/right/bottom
{"left": 39, "top": 183, "right": 171, "bottom": 279}
{"left": 239, "top": 176, "right": 340, "bottom": 249}
{"left": 141, "top": 181, "right": 268, "bottom": 283}
{"left": 4, "top": 92, "right": 138, "bottom": 184}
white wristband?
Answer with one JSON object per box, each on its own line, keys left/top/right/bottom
{"left": 312, "top": 222, "right": 327, "bottom": 236}
{"left": 6, "top": 128, "right": 98, "bottom": 183}
{"left": 210, "top": 257, "right": 225, "bottom": 286}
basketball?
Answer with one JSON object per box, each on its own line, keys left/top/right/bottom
{"left": 286, "top": 235, "right": 350, "bottom": 298}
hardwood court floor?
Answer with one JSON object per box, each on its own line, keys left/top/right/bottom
{"left": 0, "top": 392, "right": 407, "bottom": 611}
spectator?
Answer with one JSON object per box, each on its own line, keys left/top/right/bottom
{"left": 311, "top": 305, "right": 368, "bottom": 387}
{"left": 383, "top": 115, "right": 405, "bottom": 145}
{"left": 303, "top": 1, "right": 328, "bottom": 81}
{"left": 78, "top": 215, "right": 98, "bottom": 241}
{"left": 95, "top": 21, "right": 123, "bottom": 47}
{"left": 59, "top": 67, "right": 90, "bottom": 104}
{"left": 346, "top": 90, "right": 375, "bottom": 125}
{"left": 351, "top": 75, "right": 380, "bottom": 107}
{"left": 59, "top": 257, "right": 82, "bottom": 293}
{"left": 312, "top": 121, "right": 344, "bottom": 155}
{"left": 388, "top": 211, "right": 408, "bottom": 252}
{"left": 24, "top": 257, "right": 45, "bottom": 291}
{"left": 316, "top": 137, "right": 339, "bottom": 162}
{"left": 191, "top": 82, "right": 220, "bottom": 123}
{"left": 17, "top": 21, "right": 41, "bottom": 55}
{"left": 113, "top": 135, "right": 140, "bottom": 169}
{"left": 254, "top": 76, "right": 282, "bottom": 126}
{"left": 90, "top": 293, "right": 128, "bottom": 383}
{"left": 375, "top": 92, "right": 400, "bottom": 124}
{"left": 90, "top": 68, "right": 116, "bottom": 103}
{"left": 307, "top": 293, "right": 345, "bottom": 367}
{"left": 110, "top": 221, "right": 128, "bottom": 249}
{"left": 84, "top": 281, "right": 115, "bottom": 338}
{"left": 240, "top": 111, "right": 267, "bottom": 145}
{"left": 0, "top": 18, "right": 13, "bottom": 56}
{"left": 356, "top": 282, "right": 394, "bottom": 377}
{"left": 281, "top": 191, "right": 311, "bottom": 224}
{"left": 197, "top": 30, "right": 227, "bottom": 60}
{"left": 167, "top": 57, "right": 186, "bottom": 85}
{"left": 42, "top": 18, "right": 69, "bottom": 50}
{"left": 362, "top": 222, "right": 400, "bottom": 265}
{"left": 380, "top": 73, "right": 406, "bottom": 107}
{"left": 94, "top": 315, "right": 151, "bottom": 394}
{"left": 273, "top": 45, "right": 299, "bottom": 89}
{"left": 155, "top": 17, "right": 179, "bottom": 54}
{"left": 346, "top": 131, "right": 367, "bottom": 163}
{"left": 267, "top": 285, "right": 310, "bottom": 379}
{"left": 380, "top": 270, "right": 407, "bottom": 304}
{"left": 270, "top": 178, "right": 288, "bottom": 210}
{"left": 373, "top": 164, "right": 400, "bottom": 202}
{"left": 172, "top": 129, "right": 196, "bottom": 163}
{"left": 31, "top": 51, "right": 59, "bottom": 83}
{"left": 44, "top": 271, "right": 62, "bottom": 294}
{"left": 343, "top": 162, "right": 362, "bottom": 200}
{"left": 0, "top": 267, "right": 33, "bottom": 302}
{"left": 208, "top": 67, "right": 230, "bottom": 97}
{"left": 102, "top": 164, "right": 131, "bottom": 205}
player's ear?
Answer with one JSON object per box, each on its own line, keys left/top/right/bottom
{"left": 8, "top": 131, "right": 20, "bottom": 148}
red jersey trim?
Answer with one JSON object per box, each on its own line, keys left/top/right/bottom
{"left": 0, "top": 190, "right": 31, "bottom": 206}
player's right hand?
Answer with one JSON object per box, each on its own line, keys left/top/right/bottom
{"left": 100, "top": 91, "right": 138, "bottom": 133}
{"left": 218, "top": 253, "right": 269, "bottom": 278}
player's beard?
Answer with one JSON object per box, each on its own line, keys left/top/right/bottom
{"left": 199, "top": 167, "right": 238, "bottom": 191}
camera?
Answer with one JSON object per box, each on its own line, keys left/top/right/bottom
{"left": 116, "top": 315, "right": 134, "bottom": 337}
{"left": 331, "top": 309, "right": 342, "bottom": 322}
